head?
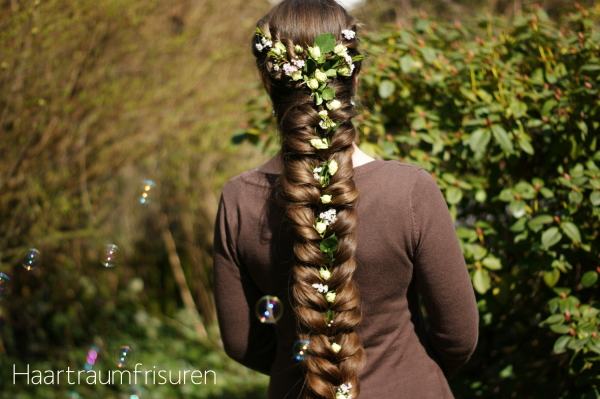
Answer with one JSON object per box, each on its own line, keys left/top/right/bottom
{"left": 252, "top": 2, "right": 365, "bottom": 399}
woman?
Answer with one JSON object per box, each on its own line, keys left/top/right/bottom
{"left": 213, "top": 1, "right": 479, "bottom": 398}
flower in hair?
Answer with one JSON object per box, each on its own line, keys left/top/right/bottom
{"left": 327, "top": 99, "right": 342, "bottom": 110}
{"left": 320, "top": 194, "right": 332, "bottom": 204}
{"left": 273, "top": 65, "right": 280, "bottom": 72}
{"left": 309, "top": 138, "right": 329, "bottom": 150}
{"left": 334, "top": 44, "right": 347, "bottom": 56}
{"left": 292, "top": 58, "right": 305, "bottom": 68}
{"left": 291, "top": 70, "right": 303, "bottom": 81}
{"left": 341, "top": 29, "right": 356, "bottom": 40}
{"left": 319, "top": 267, "right": 331, "bottom": 280}
{"left": 255, "top": 43, "right": 264, "bottom": 52}
{"left": 312, "top": 283, "right": 328, "bottom": 294}
{"left": 307, "top": 78, "right": 320, "bottom": 90}
{"left": 272, "top": 41, "right": 287, "bottom": 56}
{"left": 325, "top": 291, "right": 337, "bottom": 303}
{"left": 331, "top": 343, "right": 342, "bottom": 353}
{"left": 282, "top": 63, "right": 298, "bottom": 76}
{"left": 315, "top": 69, "right": 328, "bottom": 83}
{"left": 308, "top": 46, "right": 321, "bottom": 59}
{"left": 315, "top": 221, "right": 327, "bottom": 235}
{"left": 319, "top": 209, "right": 338, "bottom": 224}
{"left": 295, "top": 44, "right": 304, "bottom": 54}
{"left": 336, "top": 382, "right": 353, "bottom": 399}
{"left": 328, "top": 159, "right": 338, "bottom": 175}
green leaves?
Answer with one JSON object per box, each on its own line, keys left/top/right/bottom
{"left": 473, "top": 268, "right": 491, "bottom": 294}
{"left": 491, "top": 124, "right": 514, "bottom": 153}
{"left": 561, "top": 222, "right": 581, "bottom": 243}
{"left": 543, "top": 269, "right": 560, "bottom": 288}
{"left": 581, "top": 271, "right": 598, "bottom": 288}
{"left": 314, "top": 33, "right": 336, "bottom": 54}
{"left": 320, "top": 233, "right": 338, "bottom": 266}
{"left": 541, "top": 227, "right": 562, "bottom": 248}
{"left": 378, "top": 80, "right": 395, "bottom": 99}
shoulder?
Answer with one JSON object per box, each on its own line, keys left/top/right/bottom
{"left": 358, "top": 160, "right": 431, "bottom": 188}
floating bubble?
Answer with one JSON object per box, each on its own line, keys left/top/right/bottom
{"left": 100, "top": 244, "right": 120, "bottom": 267}
{"left": 84, "top": 344, "right": 100, "bottom": 370}
{"left": 66, "top": 392, "right": 80, "bottom": 399}
{"left": 139, "top": 180, "right": 157, "bottom": 204}
{"left": 21, "top": 248, "right": 42, "bottom": 271}
{"left": 129, "top": 385, "right": 146, "bottom": 399}
{"left": 0, "top": 273, "right": 12, "bottom": 301}
{"left": 292, "top": 340, "right": 310, "bottom": 361}
{"left": 255, "top": 295, "right": 283, "bottom": 324}
{"left": 115, "top": 346, "right": 134, "bottom": 368}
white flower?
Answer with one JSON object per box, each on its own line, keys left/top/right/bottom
{"left": 295, "top": 44, "right": 304, "bottom": 54}
{"left": 307, "top": 78, "right": 320, "bottom": 90}
{"left": 315, "top": 222, "right": 327, "bottom": 235}
{"left": 319, "top": 267, "right": 331, "bottom": 280}
{"left": 315, "top": 69, "right": 328, "bottom": 82}
{"left": 273, "top": 65, "right": 280, "bottom": 72}
{"left": 319, "top": 119, "right": 336, "bottom": 129}
{"left": 325, "top": 291, "right": 336, "bottom": 303}
{"left": 336, "top": 394, "right": 346, "bottom": 399}
{"left": 291, "top": 70, "right": 303, "bottom": 81}
{"left": 261, "top": 37, "right": 267, "bottom": 45}
{"left": 264, "top": 40, "right": 273, "bottom": 48}
{"left": 319, "top": 208, "right": 337, "bottom": 224}
{"left": 331, "top": 343, "right": 342, "bottom": 353}
{"left": 313, "top": 166, "right": 322, "bottom": 180}
{"left": 292, "top": 58, "right": 305, "bottom": 68}
{"left": 318, "top": 110, "right": 329, "bottom": 119}
{"left": 320, "top": 195, "right": 332, "bottom": 204}
{"left": 334, "top": 44, "right": 347, "bottom": 56}
{"left": 328, "top": 160, "right": 338, "bottom": 176}
{"left": 255, "top": 43, "right": 264, "bottom": 51}
{"left": 341, "top": 30, "right": 356, "bottom": 40}
{"left": 283, "top": 63, "right": 298, "bottom": 76}
{"left": 308, "top": 46, "right": 321, "bottom": 59}
{"left": 309, "top": 138, "right": 329, "bottom": 149}
{"left": 327, "top": 100, "right": 342, "bottom": 110}
{"left": 312, "top": 283, "right": 328, "bottom": 293}
{"left": 337, "top": 66, "right": 352, "bottom": 77}
{"left": 272, "top": 41, "right": 286, "bottom": 56}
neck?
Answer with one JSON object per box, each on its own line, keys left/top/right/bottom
{"left": 351, "top": 142, "right": 375, "bottom": 168}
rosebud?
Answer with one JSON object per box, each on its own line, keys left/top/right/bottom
{"left": 309, "top": 138, "right": 329, "bottom": 149}
{"left": 325, "top": 291, "right": 337, "bottom": 303}
{"left": 328, "top": 160, "right": 338, "bottom": 175}
{"left": 272, "top": 41, "right": 286, "bottom": 56}
{"left": 334, "top": 44, "right": 347, "bottom": 56}
{"left": 315, "top": 222, "right": 327, "bottom": 235}
{"left": 291, "top": 70, "right": 303, "bottom": 81}
{"left": 318, "top": 110, "right": 329, "bottom": 119}
{"left": 295, "top": 44, "right": 303, "bottom": 54}
{"left": 331, "top": 343, "right": 342, "bottom": 353}
{"left": 320, "top": 195, "right": 332, "bottom": 204}
{"left": 315, "top": 69, "right": 328, "bottom": 82}
{"left": 307, "top": 78, "right": 320, "bottom": 90}
{"left": 308, "top": 46, "right": 321, "bottom": 59}
{"left": 327, "top": 99, "right": 342, "bottom": 110}
{"left": 337, "top": 66, "right": 352, "bottom": 76}
{"left": 319, "top": 267, "right": 331, "bottom": 280}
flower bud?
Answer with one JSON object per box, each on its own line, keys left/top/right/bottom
{"left": 315, "top": 69, "right": 328, "bottom": 82}
{"left": 327, "top": 99, "right": 342, "bottom": 110}
{"left": 325, "top": 291, "right": 337, "bottom": 303}
{"left": 273, "top": 41, "right": 286, "bottom": 55}
{"left": 308, "top": 46, "right": 321, "bottom": 59}
{"left": 307, "top": 78, "right": 320, "bottom": 90}
{"left": 291, "top": 70, "right": 303, "bottom": 81}
{"left": 319, "top": 267, "right": 331, "bottom": 280}
{"left": 331, "top": 343, "right": 342, "bottom": 353}
{"left": 328, "top": 159, "right": 338, "bottom": 175}
{"left": 320, "top": 195, "right": 332, "bottom": 204}
{"left": 315, "top": 222, "right": 327, "bottom": 235}
{"left": 309, "top": 138, "right": 329, "bottom": 149}
{"left": 295, "top": 44, "right": 303, "bottom": 54}
{"left": 318, "top": 110, "right": 329, "bottom": 119}
{"left": 334, "top": 44, "right": 347, "bottom": 56}
{"left": 337, "top": 66, "right": 352, "bottom": 76}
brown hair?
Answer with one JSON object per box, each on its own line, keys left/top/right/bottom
{"left": 252, "top": 1, "right": 365, "bottom": 398}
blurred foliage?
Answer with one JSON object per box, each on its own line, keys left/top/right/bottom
{"left": 239, "top": 4, "right": 600, "bottom": 398}
{"left": 0, "top": 0, "right": 271, "bottom": 397}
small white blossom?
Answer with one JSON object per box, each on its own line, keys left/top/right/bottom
{"left": 273, "top": 65, "right": 280, "bottom": 72}
{"left": 320, "top": 195, "right": 332, "bottom": 204}
{"left": 313, "top": 166, "right": 322, "bottom": 181}
{"left": 292, "top": 58, "right": 305, "bottom": 68}
{"left": 295, "top": 44, "right": 304, "bottom": 54}
{"left": 315, "top": 69, "right": 328, "bottom": 82}
{"left": 319, "top": 209, "right": 337, "bottom": 224}
{"left": 334, "top": 44, "right": 347, "bottom": 56}
{"left": 319, "top": 119, "right": 336, "bottom": 129}
{"left": 291, "top": 70, "right": 303, "bottom": 81}
{"left": 331, "top": 343, "right": 342, "bottom": 353}
{"left": 272, "top": 41, "right": 286, "bottom": 56}
{"left": 337, "top": 66, "right": 352, "bottom": 77}
{"left": 318, "top": 110, "right": 328, "bottom": 119}
{"left": 261, "top": 37, "right": 267, "bottom": 45}
{"left": 325, "top": 291, "right": 336, "bottom": 303}
{"left": 319, "top": 267, "right": 331, "bottom": 280}
{"left": 283, "top": 63, "right": 298, "bottom": 76}
{"left": 315, "top": 222, "right": 327, "bottom": 235}
{"left": 312, "top": 283, "right": 328, "bottom": 293}
{"left": 264, "top": 40, "right": 273, "bottom": 48}
{"left": 341, "top": 30, "right": 356, "bottom": 40}
{"left": 255, "top": 43, "right": 264, "bottom": 51}
{"left": 308, "top": 46, "right": 321, "bottom": 59}
{"left": 328, "top": 160, "right": 338, "bottom": 176}
{"left": 327, "top": 100, "right": 342, "bottom": 110}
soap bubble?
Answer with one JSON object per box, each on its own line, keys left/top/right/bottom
{"left": 139, "top": 180, "right": 157, "bottom": 204}
{"left": 21, "top": 248, "right": 42, "bottom": 271}
{"left": 84, "top": 344, "right": 100, "bottom": 371}
{"left": 292, "top": 340, "right": 310, "bottom": 361}
{"left": 100, "top": 244, "right": 120, "bottom": 267}
{"left": 66, "top": 392, "right": 80, "bottom": 399}
{"left": 255, "top": 295, "right": 283, "bottom": 324}
{"left": 115, "top": 346, "right": 134, "bottom": 368}
{"left": 0, "top": 273, "right": 12, "bottom": 301}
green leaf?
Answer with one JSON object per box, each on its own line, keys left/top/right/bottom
{"left": 549, "top": 324, "right": 571, "bottom": 334}
{"left": 473, "top": 268, "right": 491, "bottom": 294}
{"left": 567, "top": 338, "right": 589, "bottom": 350}
{"left": 475, "top": 189, "right": 487, "bottom": 203}
{"left": 543, "top": 269, "right": 560, "bottom": 288}
{"left": 509, "top": 200, "right": 526, "bottom": 218}
{"left": 482, "top": 256, "right": 502, "bottom": 270}
{"left": 510, "top": 101, "right": 527, "bottom": 118}
{"left": 543, "top": 314, "right": 566, "bottom": 325}
{"left": 445, "top": 186, "right": 463, "bottom": 204}
{"left": 519, "top": 137, "right": 534, "bottom": 155}
{"left": 576, "top": 120, "right": 588, "bottom": 134}
{"left": 499, "top": 188, "right": 515, "bottom": 202}
{"left": 378, "top": 80, "right": 395, "bottom": 99}
{"left": 553, "top": 335, "right": 571, "bottom": 354}
{"left": 399, "top": 55, "right": 414, "bottom": 73}
{"left": 568, "top": 191, "right": 583, "bottom": 204}
{"left": 322, "top": 87, "right": 335, "bottom": 101}
{"left": 528, "top": 215, "right": 554, "bottom": 232}
{"left": 314, "top": 33, "right": 336, "bottom": 54}
{"left": 510, "top": 218, "right": 527, "bottom": 232}
{"left": 541, "top": 227, "right": 562, "bottom": 248}
{"left": 469, "top": 128, "right": 491, "bottom": 154}
{"left": 581, "top": 271, "right": 598, "bottom": 288}
{"left": 319, "top": 233, "right": 339, "bottom": 253}
{"left": 540, "top": 187, "right": 554, "bottom": 198}
{"left": 552, "top": 287, "right": 571, "bottom": 296}
{"left": 561, "top": 222, "right": 581, "bottom": 243}
{"left": 491, "top": 124, "right": 514, "bottom": 153}
{"left": 590, "top": 191, "right": 600, "bottom": 206}
{"left": 411, "top": 117, "right": 426, "bottom": 131}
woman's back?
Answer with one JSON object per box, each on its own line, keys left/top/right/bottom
{"left": 214, "top": 155, "right": 479, "bottom": 398}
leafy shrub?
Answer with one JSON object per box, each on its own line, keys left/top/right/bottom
{"left": 238, "top": 5, "right": 600, "bottom": 397}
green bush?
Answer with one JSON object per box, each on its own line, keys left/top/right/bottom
{"left": 238, "top": 5, "right": 600, "bottom": 398}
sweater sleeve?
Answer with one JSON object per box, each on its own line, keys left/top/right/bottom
{"left": 213, "top": 191, "right": 277, "bottom": 375}
{"left": 410, "top": 168, "right": 479, "bottom": 379}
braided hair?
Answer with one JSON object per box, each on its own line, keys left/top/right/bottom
{"left": 252, "top": 1, "right": 365, "bottom": 398}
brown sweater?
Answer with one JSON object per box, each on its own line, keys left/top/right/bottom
{"left": 213, "top": 154, "right": 479, "bottom": 399}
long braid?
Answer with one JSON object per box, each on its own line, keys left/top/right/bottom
{"left": 253, "top": 1, "right": 365, "bottom": 397}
